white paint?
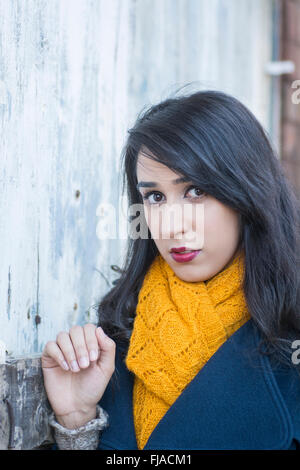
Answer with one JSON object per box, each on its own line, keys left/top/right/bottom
{"left": 0, "top": 0, "right": 274, "bottom": 356}
{"left": 0, "top": 341, "right": 6, "bottom": 364}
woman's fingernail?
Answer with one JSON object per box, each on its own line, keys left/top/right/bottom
{"left": 71, "top": 360, "right": 80, "bottom": 371}
{"left": 79, "top": 356, "right": 89, "bottom": 368}
{"left": 89, "top": 350, "right": 98, "bottom": 361}
{"left": 61, "top": 360, "right": 69, "bottom": 370}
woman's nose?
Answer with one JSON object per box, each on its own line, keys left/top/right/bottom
{"left": 159, "top": 203, "right": 204, "bottom": 243}
{"left": 159, "top": 203, "right": 187, "bottom": 239}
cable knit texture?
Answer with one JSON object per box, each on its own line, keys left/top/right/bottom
{"left": 125, "top": 249, "right": 250, "bottom": 450}
{"left": 49, "top": 404, "right": 109, "bottom": 450}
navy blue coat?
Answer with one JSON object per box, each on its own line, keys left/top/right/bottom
{"left": 97, "top": 319, "right": 300, "bottom": 450}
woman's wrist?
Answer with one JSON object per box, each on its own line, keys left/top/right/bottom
{"left": 56, "top": 407, "right": 97, "bottom": 429}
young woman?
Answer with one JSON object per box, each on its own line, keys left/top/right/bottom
{"left": 42, "top": 89, "right": 300, "bottom": 450}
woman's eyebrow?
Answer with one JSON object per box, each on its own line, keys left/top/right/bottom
{"left": 136, "top": 176, "right": 191, "bottom": 190}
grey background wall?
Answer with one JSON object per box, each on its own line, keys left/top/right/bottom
{"left": 0, "top": 0, "right": 275, "bottom": 358}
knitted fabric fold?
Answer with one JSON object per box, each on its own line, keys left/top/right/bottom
{"left": 125, "top": 249, "right": 250, "bottom": 450}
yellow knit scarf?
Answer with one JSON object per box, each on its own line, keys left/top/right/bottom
{"left": 125, "top": 249, "right": 250, "bottom": 450}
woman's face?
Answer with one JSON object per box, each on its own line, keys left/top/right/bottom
{"left": 136, "top": 150, "right": 242, "bottom": 282}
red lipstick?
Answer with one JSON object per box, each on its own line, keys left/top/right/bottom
{"left": 170, "top": 246, "right": 187, "bottom": 253}
{"left": 170, "top": 247, "right": 202, "bottom": 263}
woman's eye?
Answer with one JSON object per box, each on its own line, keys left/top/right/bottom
{"left": 142, "top": 186, "right": 205, "bottom": 205}
{"left": 186, "top": 186, "right": 205, "bottom": 198}
{"left": 142, "top": 191, "right": 164, "bottom": 204}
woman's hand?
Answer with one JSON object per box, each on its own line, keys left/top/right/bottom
{"left": 41, "top": 324, "right": 116, "bottom": 429}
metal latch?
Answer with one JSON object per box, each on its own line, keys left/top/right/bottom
{"left": 265, "top": 61, "right": 295, "bottom": 76}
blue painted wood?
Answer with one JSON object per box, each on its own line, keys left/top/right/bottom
{"left": 0, "top": 0, "right": 274, "bottom": 357}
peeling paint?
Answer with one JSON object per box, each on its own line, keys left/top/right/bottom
{"left": 0, "top": 357, "right": 54, "bottom": 449}
{"left": 0, "top": 0, "right": 273, "bottom": 357}
{"left": 34, "top": 229, "right": 41, "bottom": 352}
{"left": 7, "top": 266, "right": 11, "bottom": 320}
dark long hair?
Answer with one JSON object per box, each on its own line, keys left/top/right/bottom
{"left": 97, "top": 88, "right": 300, "bottom": 368}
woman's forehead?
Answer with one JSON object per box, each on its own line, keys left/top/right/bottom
{"left": 136, "top": 152, "right": 180, "bottom": 181}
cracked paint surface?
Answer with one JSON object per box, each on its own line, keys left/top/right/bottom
{"left": 0, "top": 0, "right": 273, "bottom": 358}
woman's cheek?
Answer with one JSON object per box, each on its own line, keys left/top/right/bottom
{"left": 144, "top": 206, "right": 158, "bottom": 238}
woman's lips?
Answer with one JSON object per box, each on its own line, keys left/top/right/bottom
{"left": 170, "top": 250, "right": 201, "bottom": 263}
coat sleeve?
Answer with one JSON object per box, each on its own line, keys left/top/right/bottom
{"left": 273, "top": 363, "right": 300, "bottom": 448}
{"left": 48, "top": 404, "right": 108, "bottom": 449}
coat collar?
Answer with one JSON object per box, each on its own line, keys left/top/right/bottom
{"left": 98, "top": 319, "right": 294, "bottom": 450}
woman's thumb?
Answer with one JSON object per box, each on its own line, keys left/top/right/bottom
{"left": 95, "top": 327, "right": 116, "bottom": 376}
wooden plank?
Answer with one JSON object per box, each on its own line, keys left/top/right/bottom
{"left": 0, "top": 0, "right": 274, "bottom": 359}
{"left": 0, "top": 356, "right": 54, "bottom": 450}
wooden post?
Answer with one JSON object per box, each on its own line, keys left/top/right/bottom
{"left": 0, "top": 355, "right": 54, "bottom": 450}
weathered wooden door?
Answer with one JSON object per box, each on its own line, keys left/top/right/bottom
{"left": 0, "top": 0, "right": 275, "bottom": 449}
